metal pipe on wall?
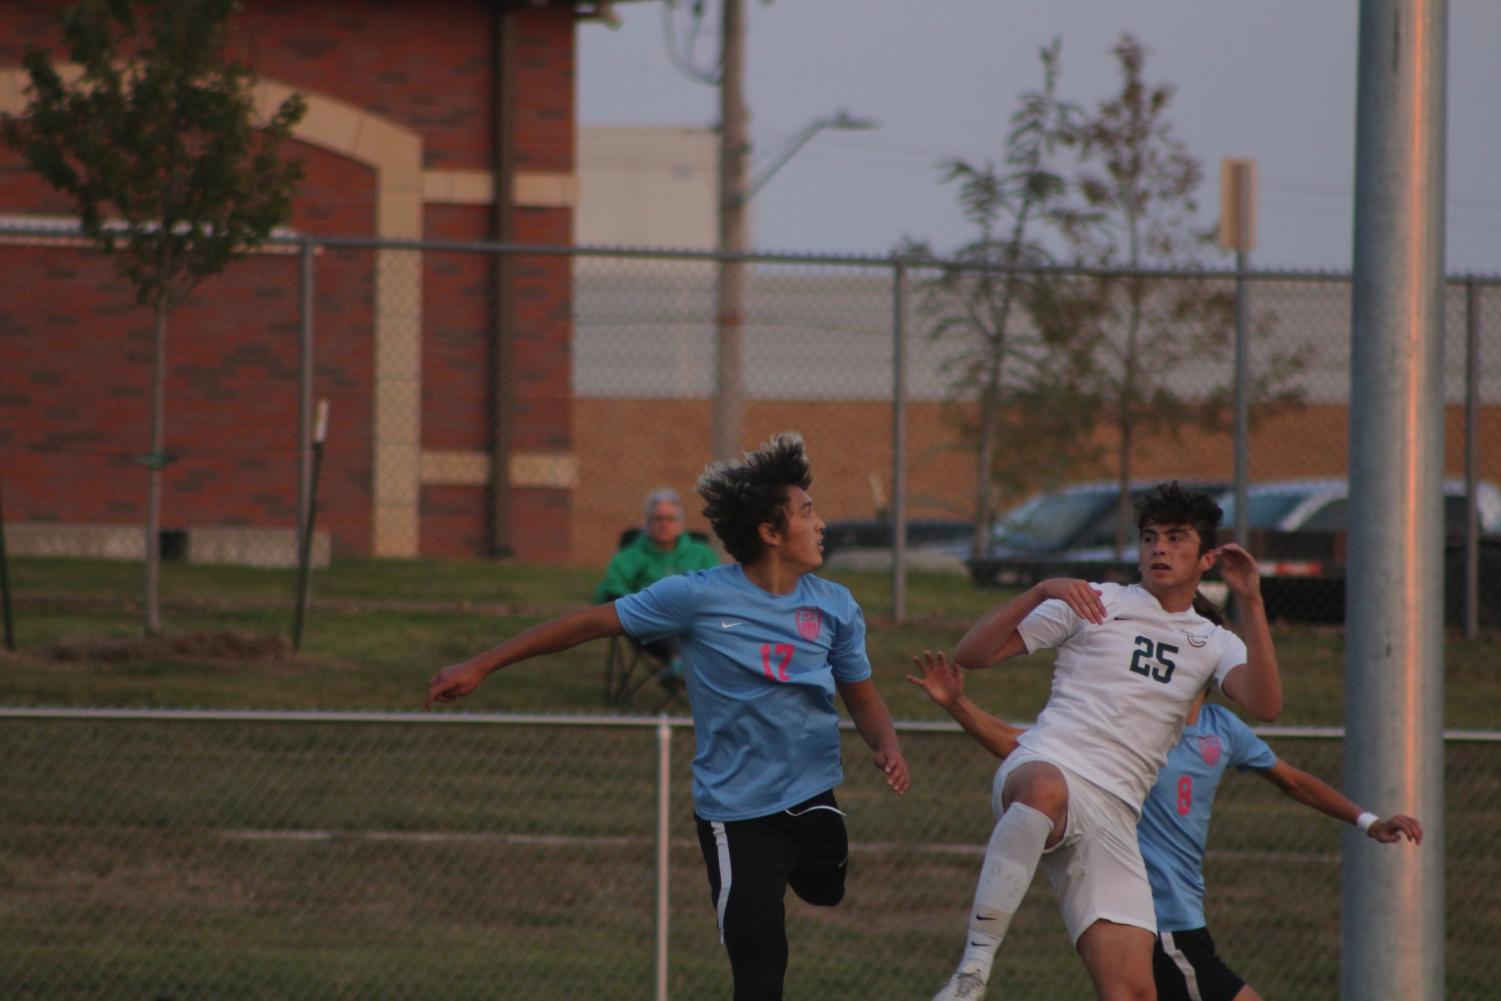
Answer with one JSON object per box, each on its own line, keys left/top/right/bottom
{"left": 488, "top": 6, "right": 518, "bottom": 557}
{"left": 298, "top": 238, "right": 316, "bottom": 540}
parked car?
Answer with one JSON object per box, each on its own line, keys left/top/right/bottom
{"left": 963, "top": 479, "right": 1231, "bottom": 588}
{"left": 820, "top": 517, "right": 974, "bottom": 572}
{"left": 1219, "top": 478, "right": 1501, "bottom": 624}
{"left": 1218, "top": 477, "right": 1501, "bottom": 536}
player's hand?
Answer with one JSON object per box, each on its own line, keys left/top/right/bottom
{"left": 425, "top": 661, "right": 485, "bottom": 709}
{"left": 874, "top": 746, "right": 910, "bottom": 795}
{"left": 1369, "top": 813, "right": 1423, "bottom": 845}
{"left": 906, "top": 649, "right": 964, "bottom": 709}
{"left": 1039, "top": 578, "right": 1107, "bottom": 624}
{"left": 1213, "top": 544, "right": 1262, "bottom": 599}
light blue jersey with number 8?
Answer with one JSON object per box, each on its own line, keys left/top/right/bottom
{"left": 1137, "top": 704, "right": 1277, "bottom": 931}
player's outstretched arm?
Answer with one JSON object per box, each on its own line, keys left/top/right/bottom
{"left": 425, "top": 602, "right": 625, "bottom": 709}
{"left": 1256, "top": 759, "right": 1423, "bottom": 845}
{"left": 836, "top": 678, "right": 910, "bottom": 795}
{"left": 1215, "top": 544, "right": 1283, "bottom": 722}
{"left": 905, "top": 650, "right": 1025, "bottom": 759}
{"left": 953, "top": 578, "right": 1105, "bottom": 670}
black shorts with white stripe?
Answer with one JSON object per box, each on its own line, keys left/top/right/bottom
{"left": 694, "top": 789, "right": 849, "bottom": 1001}
{"left": 1153, "top": 926, "right": 1247, "bottom": 1001}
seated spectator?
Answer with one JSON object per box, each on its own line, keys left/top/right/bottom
{"left": 596, "top": 488, "right": 720, "bottom": 684}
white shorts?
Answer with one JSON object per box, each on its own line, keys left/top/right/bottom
{"left": 994, "top": 750, "right": 1156, "bottom": 945}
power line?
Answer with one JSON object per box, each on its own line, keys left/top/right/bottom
{"left": 660, "top": 0, "right": 720, "bottom": 86}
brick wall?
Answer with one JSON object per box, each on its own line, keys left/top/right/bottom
{"left": 1, "top": 0, "right": 579, "bottom": 562}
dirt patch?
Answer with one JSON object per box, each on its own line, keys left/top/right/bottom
{"left": 42, "top": 632, "right": 291, "bottom": 664}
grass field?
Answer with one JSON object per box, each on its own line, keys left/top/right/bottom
{"left": 4, "top": 555, "right": 1500, "bottom": 725}
{"left": 1, "top": 556, "right": 1497, "bottom": 999}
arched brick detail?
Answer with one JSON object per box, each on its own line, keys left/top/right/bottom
{"left": 1, "top": 68, "right": 424, "bottom": 556}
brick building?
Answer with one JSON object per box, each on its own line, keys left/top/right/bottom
{"left": 1, "top": 0, "right": 612, "bottom": 563}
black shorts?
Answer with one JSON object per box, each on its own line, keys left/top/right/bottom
{"left": 695, "top": 789, "right": 849, "bottom": 1001}
{"left": 1153, "top": 926, "right": 1247, "bottom": 1001}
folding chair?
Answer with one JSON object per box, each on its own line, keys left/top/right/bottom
{"left": 602, "top": 635, "right": 683, "bottom": 712}
{"left": 597, "top": 526, "right": 708, "bottom": 711}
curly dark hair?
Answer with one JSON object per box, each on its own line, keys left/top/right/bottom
{"left": 696, "top": 433, "right": 813, "bottom": 564}
{"left": 1135, "top": 481, "right": 1223, "bottom": 555}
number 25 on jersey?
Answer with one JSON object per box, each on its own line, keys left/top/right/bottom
{"left": 1128, "top": 635, "right": 1178, "bottom": 684}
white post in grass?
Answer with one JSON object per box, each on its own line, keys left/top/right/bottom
{"left": 655, "top": 715, "right": 672, "bottom": 1001}
{"left": 1344, "top": 1, "right": 1446, "bottom": 998}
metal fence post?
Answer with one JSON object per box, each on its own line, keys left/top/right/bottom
{"left": 655, "top": 715, "right": 672, "bottom": 1001}
{"left": 891, "top": 257, "right": 909, "bottom": 623}
{"left": 1463, "top": 277, "right": 1480, "bottom": 640}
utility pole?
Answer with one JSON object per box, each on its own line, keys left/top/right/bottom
{"left": 712, "top": 0, "right": 748, "bottom": 462}
{"left": 1220, "top": 157, "right": 1256, "bottom": 552}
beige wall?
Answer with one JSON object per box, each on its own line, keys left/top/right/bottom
{"left": 572, "top": 399, "right": 1501, "bottom": 568}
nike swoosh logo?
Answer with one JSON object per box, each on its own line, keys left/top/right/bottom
{"left": 720, "top": 621, "right": 745, "bottom": 629}
{"left": 975, "top": 915, "right": 996, "bottom": 922}
{"left": 1112, "top": 615, "right": 1134, "bottom": 621}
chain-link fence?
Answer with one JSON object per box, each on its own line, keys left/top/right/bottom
{"left": 1, "top": 709, "right": 1494, "bottom": 1000}
{"left": 3, "top": 224, "right": 1500, "bottom": 626}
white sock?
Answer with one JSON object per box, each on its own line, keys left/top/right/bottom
{"left": 955, "top": 801, "right": 1053, "bottom": 983}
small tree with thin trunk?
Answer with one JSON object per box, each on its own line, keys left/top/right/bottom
{"left": 3, "top": 0, "right": 305, "bottom": 634}
{"left": 1053, "top": 35, "right": 1248, "bottom": 555}
{"left": 910, "top": 41, "right": 1097, "bottom": 554}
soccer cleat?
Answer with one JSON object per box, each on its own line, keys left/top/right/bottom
{"left": 931, "top": 969, "right": 988, "bottom": 1001}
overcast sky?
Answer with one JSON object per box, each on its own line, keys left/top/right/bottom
{"left": 578, "top": 2, "right": 1501, "bottom": 274}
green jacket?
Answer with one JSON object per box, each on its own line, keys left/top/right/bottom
{"left": 595, "top": 531, "right": 720, "bottom": 603}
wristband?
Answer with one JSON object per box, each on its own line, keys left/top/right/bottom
{"left": 1355, "top": 811, "right": 1378, "bottom": 833}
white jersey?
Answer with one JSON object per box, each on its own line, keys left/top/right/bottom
{"left": 1014, "top": 583, "right": 1247, "bottom": 812}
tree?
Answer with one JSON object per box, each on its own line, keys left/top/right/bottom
{"left": 3, "top": 0, "right": 306, "bottom": 634}
{"left": 910, "top": 41, "right": 1096, "bottom": 555}
{"left": 1052, "top": 35, "right": 1251, "bottom": 555}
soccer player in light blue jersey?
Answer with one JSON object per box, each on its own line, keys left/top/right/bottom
{"left": 426, "top": 432, "right": 909, "bottom": 1001}
{"left": 909, "top": 646, "right": 1422, "bottom": 1001}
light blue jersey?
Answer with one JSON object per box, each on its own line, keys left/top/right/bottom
{"left": 1137, "top": 704, "right": 1277, "bottom": 931}
{"left": 614, "top": 564, "right": 872, "bottom": 821}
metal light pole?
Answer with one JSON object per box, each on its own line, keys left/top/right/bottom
{"left": 711, "top": 0, "right": 877, "bottom": 459}
{"left": 1343, "top": 1, "right": 1447, "bottom": 998}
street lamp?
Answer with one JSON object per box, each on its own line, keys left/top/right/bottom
{"left": 744, "top": 110, "right": 880, "bottom": 202}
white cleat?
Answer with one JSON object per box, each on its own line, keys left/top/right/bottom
{"left": 931, "top": 969, "right": 988, "bottom": 1001}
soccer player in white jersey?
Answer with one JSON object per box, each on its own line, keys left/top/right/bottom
{"left": 926, "top": 482, "right": 1284, "bottom": 1001}
{"left": 425, "top": 433, "right": 909, "bottom": 1001}
{"left": 909, "top": 651, "right": 1422, "bottom": 1001}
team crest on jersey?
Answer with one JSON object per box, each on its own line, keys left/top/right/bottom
{"left": 795, "top": 608, "right": 823, "bottom": 641}
{"left": 1198, "top": 735, "right": 1222, "bottom": 765}
{"left": 1182, "top": 629, "right": 1210, "bottom": 648}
